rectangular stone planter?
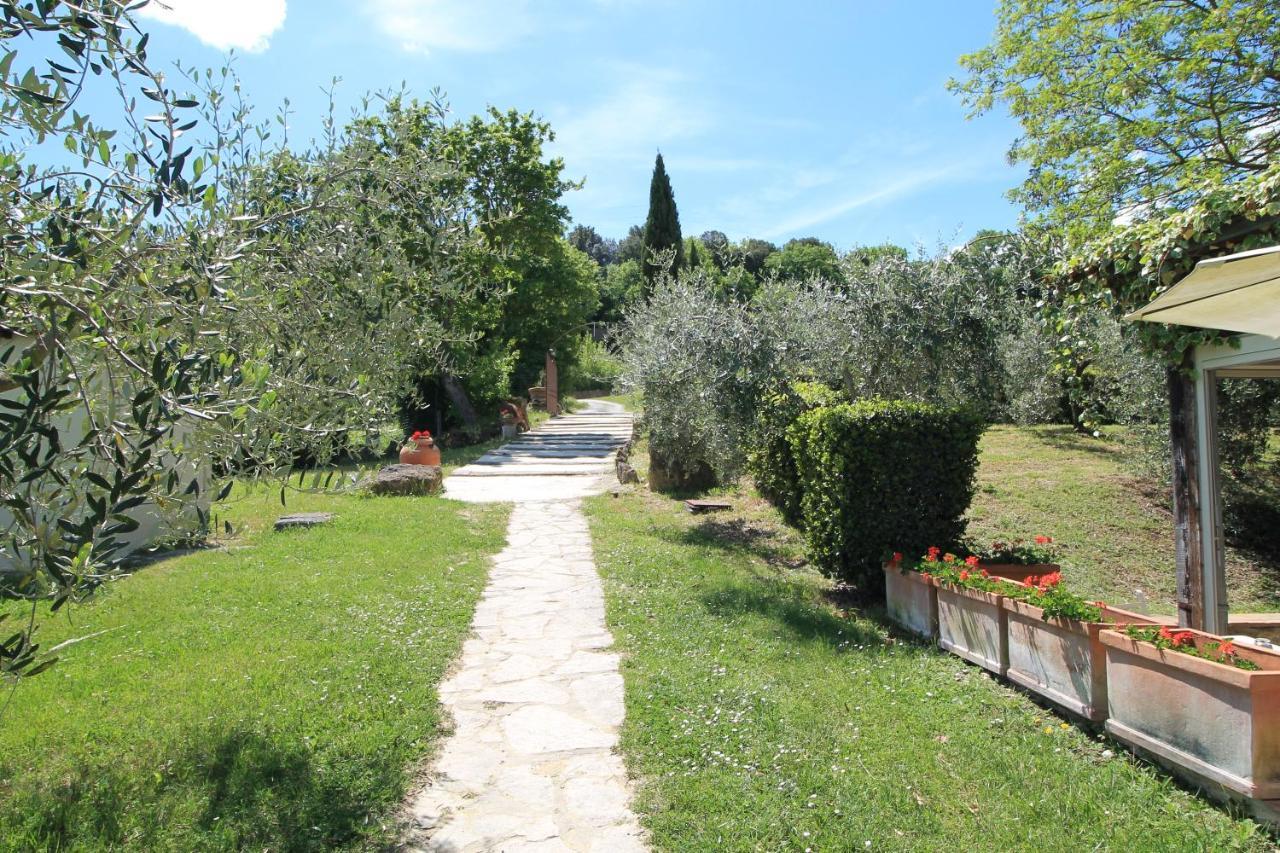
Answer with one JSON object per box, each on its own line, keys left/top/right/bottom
{"left": 1003, "top": 600, "right": 1155, "bottom": 721}
{"left": 937, "top": 583, "right": 1007, "bottom": 675}
{"left": 883, "top": 565, "right": 937, "bottom": 638}
{"left": 1100, "top": 628, "right": 1280, "bottom": 799}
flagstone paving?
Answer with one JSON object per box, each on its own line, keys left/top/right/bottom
{"left": 404, "top": 402, "right": 644, "bottom": 852}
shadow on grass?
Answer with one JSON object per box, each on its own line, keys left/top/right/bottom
{"left": 9, "top": 728, "right": 396, "bottom": 851}
{"left": 699, "top": 581, "right": 884, "bottom": 647}
{"left": 672, "top": 517, "right": 806, "bottom": 569}
{"left": 1025, "top": 426, "right": 1122, "bottom": 459}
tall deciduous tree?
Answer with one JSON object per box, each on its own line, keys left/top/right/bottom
{"left": 952, "top": 0, "right": 1280, "bottom": 242}
{"left": 764, "top": 238, "right": 842, "bottom": 282}
{"left": 568, "top": 224, "right": 618, "bottom": 267}
{"left": 642, "top": 153, "right": 683, "bottom": 285}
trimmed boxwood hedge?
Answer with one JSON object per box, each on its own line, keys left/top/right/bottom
{"left": 790, "top": 398, "right": 984, "bottom": 594}
{"left": 748, "top": 381, "right": 845, "bottom": 525}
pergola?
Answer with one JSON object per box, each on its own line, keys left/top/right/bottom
{"left": 1128, "top": 245, "right": 1280, "bottom": 635}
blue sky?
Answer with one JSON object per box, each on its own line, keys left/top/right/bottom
{"left": 134, "top": 0, "right": 1024, "bottom": 249}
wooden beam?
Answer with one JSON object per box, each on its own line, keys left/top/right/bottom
{"left": 545, "top": 350, "right": 560, "bottom": 417}
{"left": 1169, "top": 364, "right": 1204, "bottom": 629}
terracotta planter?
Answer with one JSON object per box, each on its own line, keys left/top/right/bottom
{"left": 399, "top": 442, "right": 441, "bottom": 466}
{"left": 1003, "top": 600, "right": 1155, "bottom": 721}
{"left": 937, "top": 583, "right": 1007, "bottom": 675}
{"left": 883, "top": 565, "right": 937, "bottom": 638}
{"left": 983, "top": 563, "right": 1060, "bottom": 583}
{"left": 1100, "top": 628, "right": 1280, "bottom": 799}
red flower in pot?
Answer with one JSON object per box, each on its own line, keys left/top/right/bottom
{"left": 400, "top": 429, "right": 441, "bottom": 467}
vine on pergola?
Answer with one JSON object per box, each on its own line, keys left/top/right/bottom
{"left": 1054, "top": 164, "right": 1280, "bottom": 367}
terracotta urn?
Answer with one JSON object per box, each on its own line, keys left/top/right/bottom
{"left": 400, "top": 430, "right": 441, "bottom": 466}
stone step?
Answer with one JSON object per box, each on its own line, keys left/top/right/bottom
{"left": 471, "top": 455, "right": 610, "bottom": 466}
{"left": 450, "top": 465, "right": 613, "bottom": 478}
{"left": 489, "top": 449, "right": 617, "bottom": 459}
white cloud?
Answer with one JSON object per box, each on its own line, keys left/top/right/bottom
{"left": 368, "top": 0, "right": 541, "bottom": 53}
{"left": 366, "top": 0, "right": 652, "bottom": 54}
{"left": 139, "top": 0, "right": 286, "bottom": 52}
{"left": 547, "top": 66, "right": 715, "bottom": 226}
{"left": 553, "top": 71, "right": 709, "bottom": 171}
{"left": 760, "top": 167, "right": 963, "bottom": 238}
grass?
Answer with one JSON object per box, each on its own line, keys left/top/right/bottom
{"left": 0, "top": 484, "right": 508, "bottom": 851}
{"left": 585, "top": 486, "right": 1273, "bottom": 850}
{"left": 970, "top": 425, "right": 1280, "bottom": 614}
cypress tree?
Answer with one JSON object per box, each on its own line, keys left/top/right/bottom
{"left": 642, "top": 153, "right": 683, "bottom": 285}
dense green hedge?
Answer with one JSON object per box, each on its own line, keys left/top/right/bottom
{"left": 748, "top": 381, "right": 845, "bottom": 525}
{"left": 790, "top": 399, "right": 984, "bottom": 593}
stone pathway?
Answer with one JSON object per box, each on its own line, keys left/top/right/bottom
{"left": 404, "top": 401, "right": 644, "bottom": 852}
{"left": 443, "top": 402, "right": 633, "bottom": 504}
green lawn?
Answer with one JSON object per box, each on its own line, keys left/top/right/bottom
{"left": 970, "top": 425, "right": 1280, "bottom": 615}
{"left": 0, "top": 486, "right": 508, "bottom": 851}
{"left": 585, "top": 486, "right": 1273, "bottom": 851}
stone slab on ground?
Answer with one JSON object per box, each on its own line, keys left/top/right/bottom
{"left": 364, "top": 463, "right": 442, "bottom": 496}
{"left": 273, "top": 512, "right": 334, "bottom": 531}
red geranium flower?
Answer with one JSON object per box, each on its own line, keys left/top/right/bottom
{"left": 892, "top": 552, "right": 904, "bottom": 564}
{"left": 1158, "top": 625, "right": 1174, "bottom": 641}
{"left": 1034, "top": 535, "right": 1052, "bottom": 545}
{"left": 1219, "top": 641, "right": 1238, "bottom": 657}
{"left": 959, "top": 570, "right": 970, "bottom": 581}
{"left": 927, "top": 546, "right": 941, "bottom": 561}
{"left": 943, "top": 553, "right": 956, "bottom": 563}
{"left": 965, "top": 555, "right": 980, "bottom": 568}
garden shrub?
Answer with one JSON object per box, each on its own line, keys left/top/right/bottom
{"left": 791, "top": 398, "right": 984, "bottom": 594}
{"left": 748, "top": 381, "right": 845, "bottom": 525}
{"left": 564, "top": 334, "right": 623, "bottom": 393}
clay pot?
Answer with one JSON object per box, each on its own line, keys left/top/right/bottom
{"left": 399, "top": 440, "right": 441, "bottom": 466}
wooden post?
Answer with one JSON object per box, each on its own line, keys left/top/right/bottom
{"left": 545, "top": 350, "right": 559, "bottom": 417}
{"left": 1168, "top": 363, "right": 1204, "bottom": 629}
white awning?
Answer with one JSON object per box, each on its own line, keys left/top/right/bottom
{"left": 1125, "top": 245, "right": 1280, "bottom": 338}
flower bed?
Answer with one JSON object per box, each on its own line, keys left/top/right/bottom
{"left": 973, "top": 535, "right": 1060, "bottom": 583}
{"left": 1101, "top": 626, "right": 1280, "bottom": 799}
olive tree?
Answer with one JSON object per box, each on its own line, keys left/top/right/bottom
{"left": 0, "top": 2, "right": 489, "bottom": 699}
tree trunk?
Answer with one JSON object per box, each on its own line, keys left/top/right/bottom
{"left": 442, "top": 374, "right": 479, "bottom": 429}
{"left": 1168, "top": 363, "right": 1204, "bottom": 629}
